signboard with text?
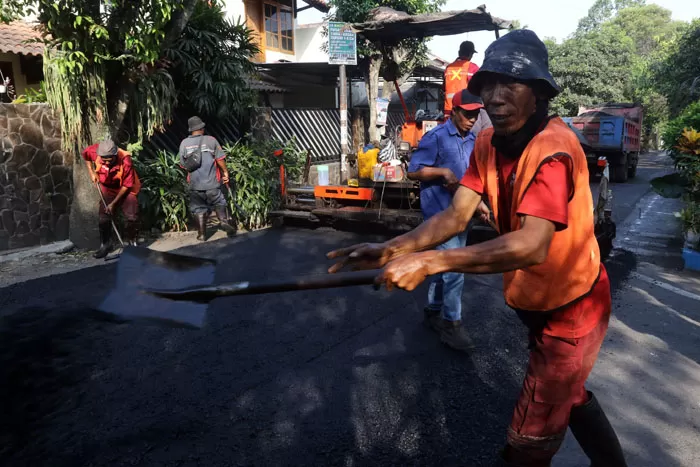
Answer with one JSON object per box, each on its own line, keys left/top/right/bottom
{"left": 328, "top": 22, "right": 357, "bottom": 66}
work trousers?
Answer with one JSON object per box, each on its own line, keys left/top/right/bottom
{"left": 190, "top": 187, "right": 227, "bottom": 215}
{"left": 99, "top": 186, "right": 138, "bottom": 223}
{"left": 426, "top": 230, "right": 469, "bottom": 322}
{"left": 507, "top": 307, "right": 611, "bottom": 462}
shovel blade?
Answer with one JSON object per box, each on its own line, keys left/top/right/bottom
{"left": 98, "top": 246, "right": 217, "bottom": 329}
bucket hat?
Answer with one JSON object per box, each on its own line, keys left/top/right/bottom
{"left": 188, "top": 116, "right": 206, "bottom": 132}
{"left": 96, "top": 139, "right": 118, "bottom": 157}
{"left": 468, "top": 29, "right": 561, "bottom": 99}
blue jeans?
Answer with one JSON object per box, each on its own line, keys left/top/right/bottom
{"left": 426, "top": 230, "right": 468, "bottom": 322}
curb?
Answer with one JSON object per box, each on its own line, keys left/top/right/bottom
{"left": 0, "top": 240, "right": 75, "bottom": 264}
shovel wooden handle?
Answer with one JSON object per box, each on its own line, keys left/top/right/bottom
{"left": 145, "top": 269, "right": 381, "bottom": 303}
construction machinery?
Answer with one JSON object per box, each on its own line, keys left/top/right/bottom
{"left": 271, "top": 7, "right": 512, "bottom": 242}
{"left": 270, "top": 8, "right": 616, "bottom": 259}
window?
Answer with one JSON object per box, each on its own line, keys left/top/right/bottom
{"left": 264, "top": 3, "right": 293, "bottom": 53}
{"left": 0, "top": 62, "right": 15, "bottom": 103}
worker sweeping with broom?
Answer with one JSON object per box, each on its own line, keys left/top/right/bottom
{"left": 81, "top": 139, "right": 141, "bottom": 259}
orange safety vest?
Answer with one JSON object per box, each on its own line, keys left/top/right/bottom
{"left": 95, "top": 149, "right": 142, "bottom": 195}
{"left": 444, "top": 59, "right": 479, "bottom": 112}
{"left": 473, "top": 117, "right": 600, "bottom": 312}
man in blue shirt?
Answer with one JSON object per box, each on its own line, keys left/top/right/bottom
{"left": 407, "top": 89, "right": 486, "bottom": 352}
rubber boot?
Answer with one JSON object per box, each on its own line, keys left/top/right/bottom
{"left": 569, "top": 391, "right": 628, "bottom": 467}
{"left": 196, "top": 213, "right": 207, "bottom": 241}
{"left": 499, "top": 444, "right": 557, "bottom": 467}
{"left": 215, "top": 206, "right": 237, "bottom": 236}
{"left": 124, "top": 221, "right": 139, "bottom": 247}
{"left": 93, "top": 222, "right": 113, "bottom": 259}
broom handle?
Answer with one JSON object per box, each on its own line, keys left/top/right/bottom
{"left": 94, "top": 179, "right": 125, "bottom": 247}
{"left": 85, "top": 155, "right": 124, "bottom": 247}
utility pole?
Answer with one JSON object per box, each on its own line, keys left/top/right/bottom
{"left": 339, "top": 64, "right": 349, "bottom": 183}
{"left": 329, "top": 21, "right": 357, "bottom": 185}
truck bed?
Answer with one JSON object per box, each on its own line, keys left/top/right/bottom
{"left": 564, "top": 114, "right": 641, "bottom": 153}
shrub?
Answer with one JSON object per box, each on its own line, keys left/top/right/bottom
{"left": 224, "top": 136, "right": 306, "bottom": 230}
{"left": 11, "top": 82, "right": 47, "bottom": 104}
{"left": 131, "top": 136, "right": 306, "bottom": 233}
{"left": 663, "top": 101, "right": 700, "bottom": 160}
{"left": 132, "top": 150, "right": 190, "bottom": 232}
{"left": 679, "top": 199, "right": 700, "bottom": 234}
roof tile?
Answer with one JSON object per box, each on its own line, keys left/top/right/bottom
{"left": 0, "top": 21, "right": 44, "bottom": 56}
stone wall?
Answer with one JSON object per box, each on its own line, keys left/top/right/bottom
{"left": 0, "top": 104, "right": 72, "bottom": 251}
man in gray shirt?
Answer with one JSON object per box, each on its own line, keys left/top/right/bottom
{"left": 470, "top": 108, "right": 492, "bottom": 136}
{"left": 179, "top": 116, "right": 236, "bottom": 241}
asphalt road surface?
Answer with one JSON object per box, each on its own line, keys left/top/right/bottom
{"left": 0, "top": 152, "right": 676, "bottom": 466}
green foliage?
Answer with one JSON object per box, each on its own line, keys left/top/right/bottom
{"left": 165, "top": 0, "right": 259, "bottom": 119}
{"left": 2, "top": 0, "right": 193, "bottom": 154}
{"left": 11, "top": 82, "right": 47, "bottom": 104}
{"left": 131, "top": 136, "right": 306, "bottom": 233}
{"left": 664, "top": 124, "right": 700, "bottom": 205}
{"left": 325, "top": 0, "right": 446, "bottom": 79}
{"left": 607, "top": 5, "right": 685, "bottom": 57}
{"left": 576, "top": 0, "right": 645, "bottom": 34}
{"left": 224, "top": 136, "right": 307, "bottom": 230}
{"left": 663, "top": 102, "right": 700, "bottom": 156}
{"left": 654, "top": 20, "right": 700, "bottom": 117}
{"left": 679, "top": 199, "right": 700, "bottom": 233}
{"left": 548, "top": 2, "right": 688, "bottom": 148}
{"left": 132, "top": 150, "right": 190, "bottom": 232}
{"left": 547, "top": 30, "right": 635, "bottom": 116}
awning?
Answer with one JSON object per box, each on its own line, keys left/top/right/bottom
{"left": 298, "top": 0, "right": 330, "bottom": 13}
{"left": 254, "top": 62, "right": 444, "bottom": 86}
{"left": 0, "top": 21, "right": 44, "bottom": 56}
{"left": 351, "top": 6, "right": 512, "bottom": 44}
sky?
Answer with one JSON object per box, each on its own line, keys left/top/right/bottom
{"left": 298, "top": 0, "right": 700, "bottom": 66}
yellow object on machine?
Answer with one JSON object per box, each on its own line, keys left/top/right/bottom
{"left": 358, "top": 147, "right": 379, "bottom": 179}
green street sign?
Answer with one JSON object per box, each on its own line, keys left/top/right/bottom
{"left": 328, "top": 22, "right": 357, "bottom": 66}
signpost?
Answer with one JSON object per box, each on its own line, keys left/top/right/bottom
{"left": 328, "top": 22, "right": 357, "bottom": 183}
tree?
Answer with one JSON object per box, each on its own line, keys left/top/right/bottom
{"left": 165, "top": 1, "right": 259, "bottom": 119}
{"left": 576, "top": 0, "right": 645, "bottom": 34}
{"left": 655, "top": 20, "right": 700, "bottom": 118}
{"left": 546, "top": 29, "right": 636, "bottom": 116}
{"left": 1, "top": 0, "right": 257, "bottom": 248}
{"left": 549, "top": 2, "right": 688, "bottom": 148}
{"left": 607, "top": 4, "right": 685, "bottom": 57}
{"left": 326, "top": 0, "right": 445, "bottom": 143}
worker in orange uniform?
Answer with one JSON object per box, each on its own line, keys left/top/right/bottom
{"left": 327, "top": 30, "right": 627, "bottom": 466}
{"left": 444, "top": 41, "right": 480, "bottom": 114}
{"left": 82, "top": 139, "right": 141, "bottom": 259}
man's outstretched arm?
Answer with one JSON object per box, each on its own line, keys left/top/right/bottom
{"left": 327, "top": 186, "right": 482, "bottom": 272}
{"left": 376, "top": 215, "right": 556, "bottom": 292}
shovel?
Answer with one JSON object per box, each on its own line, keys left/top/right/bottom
{"left": 98, "top": 246, "right": 380, "bottom": 329}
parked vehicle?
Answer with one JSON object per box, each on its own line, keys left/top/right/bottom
{"left": 562, "top": 103, "right": 643, "bottom": 183}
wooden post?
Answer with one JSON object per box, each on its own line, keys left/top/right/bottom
{"left": 339, "top": 64, "right": 349, "bottom": 183}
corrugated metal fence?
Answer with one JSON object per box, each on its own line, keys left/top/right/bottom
{"left": 269, "top": 109, "right": 343, "bottom": 163}
{"left": 269, "top": 108, "right": 406, "bottom": 163}
{"left": 139, "top": 108, "right": 406, "bottom": 163}
{"left": 139, "top": 111, "right": 243, "bottom": 158}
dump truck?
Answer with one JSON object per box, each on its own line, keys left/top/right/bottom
{"left": 562, "top": 103, "right": 643, "bottom": 183}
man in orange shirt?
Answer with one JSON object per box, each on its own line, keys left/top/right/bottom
{"left": 82, "top": 139, "right": 141, "bottom": 259}
{"left": 328, "top": 30, "right": 627, "bottom": 466}
{"left": 444, "top": 41, "right": 480, "bottom": 114}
